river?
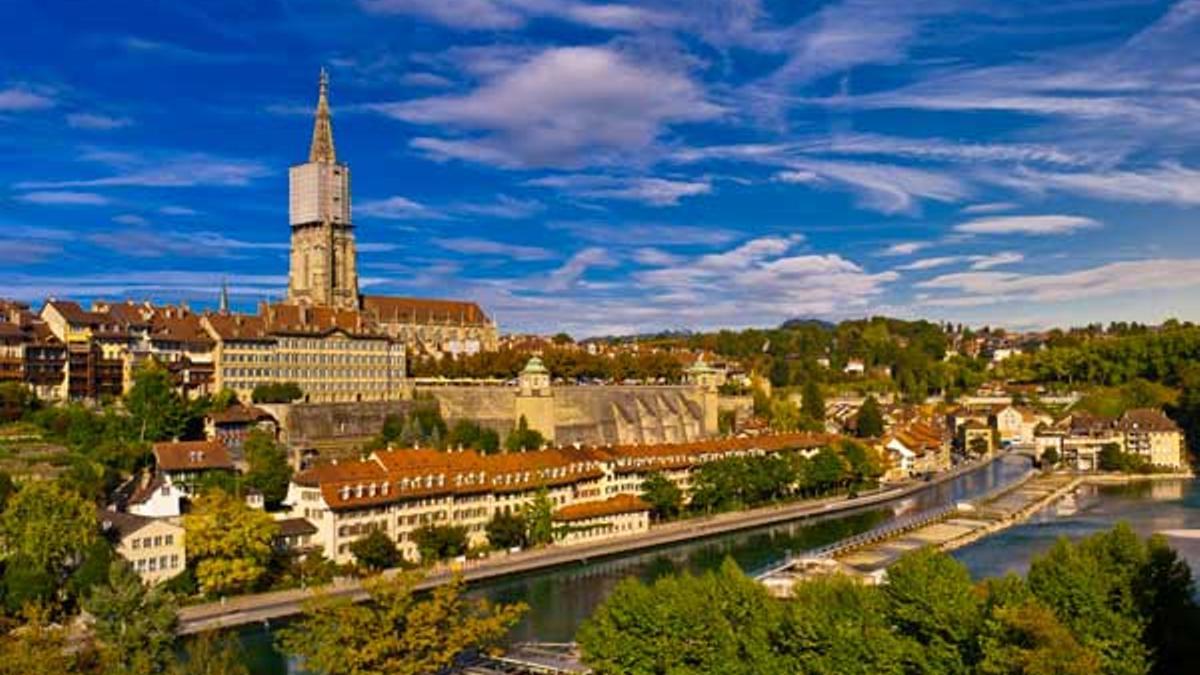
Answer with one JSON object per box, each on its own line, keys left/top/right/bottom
{"left": 232, "top": 457, "right": 1200, "bottom": 673}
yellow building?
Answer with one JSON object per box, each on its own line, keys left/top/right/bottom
{"left": 99, "top": 510, "right": 186, "bottom": 585}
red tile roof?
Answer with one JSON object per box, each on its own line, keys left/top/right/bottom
{"left": 152, "top": 440, "right": 234, "bottom": 472}
{"left": 362, "top": 295, "right": 490, "bottom": 325}
{"left": 554, "top": 494, "right": 650, "bottom": 522}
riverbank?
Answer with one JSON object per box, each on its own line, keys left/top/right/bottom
{"left": 179, "top": 454, "right": 1010, "bottom": 634}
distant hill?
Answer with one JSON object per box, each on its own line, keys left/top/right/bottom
{"left": 779, "top": 318, "right": 835, "bottom": 331}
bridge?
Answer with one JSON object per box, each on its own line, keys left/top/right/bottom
{"left": 456, "top": 643, "right": 589, "bottom": 674}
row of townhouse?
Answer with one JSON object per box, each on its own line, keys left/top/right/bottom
{"left": 283, "top": 432, "right": 838, "bottom": 564}
{"left": 1033, "top": 408, "right": 1187, "bottom": 470}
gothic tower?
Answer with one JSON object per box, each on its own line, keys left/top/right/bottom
{"left": 287, "top": 69, "right": 359, "bottom": 309}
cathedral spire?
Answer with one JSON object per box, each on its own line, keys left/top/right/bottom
{"left": 309, "top": 68, "right": 336, "bottom": 163}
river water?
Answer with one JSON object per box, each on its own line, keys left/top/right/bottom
{"left": 234, "top": 457, "right": 1200, "bottom": 673}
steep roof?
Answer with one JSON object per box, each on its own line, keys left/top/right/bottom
{"left": 153, "top": 440, "right": 234, "bottom": 472}
{"left": 208, "top": 404, "right": 275, "bottom": 426}
{"left": 1118, "top": 408, "right": 1180, "bottom": 433}
{"left": 362, "top": 295, "right": 490, "bottom": 325}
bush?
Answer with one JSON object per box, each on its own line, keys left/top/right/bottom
{"left": 412, "top": 525, "right": 468, "bottom": 562}
{"left": 349, "top": 529, "right": 401, "bottom": 571}
{"left": 251, "top": 382, "right": 303, "bottom": 404}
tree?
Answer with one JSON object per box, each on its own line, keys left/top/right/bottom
{"left": 0, "top": 382, "right": 36, "bottom": 423}
{"left": 126, "top": 361, "right": 189, "bottom": 442}
{"left": 1, "top": 555, "right": 56, "bottom": 614}
{"left": 278, "top": 572, "right": 525, "bottom": 675}
{"left": 505, "top": 415, "right": 545, "bottom": 452}
{"left": 0, "top": 605, "right": 82, "bottom": 675}
{"left": 855, "top": 396, "right": 884, "bottom": 438}
{"left": 840, "top": 440, "right": 885, "bottom": 487}
{"left": 882, "top": 547, "right": 983, "bottom": 672}
{"left": 174, "top": 631, "right": 250, "bottom": 675}
{"left": 809, "top": 446, "right": 848, "bottom": 493}
{"left": 801, "top": 378, "right": 825, "bottom": 424}
{"left": 978, "top": 599, "right": 1101, "bottom": 675}
{"left": 523, "top": 488, "right": 555, "bottom": 546}
{"left": 579, "top": 559, "right": 781, "bottom": 675}
{"left": 349, "top": 529, "right": 401, "bottom": 571}
{"left": 243, "top": 429, "right": 292, "bottom": 508}
{"left": 485, "top": 512, "right": 527, "bottom": 550}
{"left": 447, "top": 420, "right": 500, "bottom": 454}
{"left": 411, "top": 525, "right": 469, "bottom": 562}
{"left": 1040, "top": 446, "right": 1060, "bottom": 468}
{"left": 251, "top": 381, "right": 303, "bottom": 404}
{"left": 184, "top": 490, "right": 278, "bottom": 595}
{"left": 84, "top": 560, "right": 178, "bottom": 675}
{"left": 0, "top": 480, "right": 97, "bottom": 576}
{"left": 640, "top": 473, "right": 682, "bottom": 521}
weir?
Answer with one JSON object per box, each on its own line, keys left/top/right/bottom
{"left": 757, "top": 470, "right": 1083, "bottom": 594}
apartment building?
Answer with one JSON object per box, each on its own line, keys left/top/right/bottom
{"left": 283, "top": 433, "right": 836, "bottom": 564}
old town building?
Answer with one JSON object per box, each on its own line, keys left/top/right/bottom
{"left": 283, "top": 433, "right": 835, "bottom": 564}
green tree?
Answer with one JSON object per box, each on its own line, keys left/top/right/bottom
{"left": 882, "top": 547, "right": 983, "bottom": 673}
{"left": 126, "top": 361, "right": 189, "bottom": 442}
{"left": 243, "top": 429, "right": 292, "bottom": 508}
{"left": 578, "top": 559, "right": 781, "bottom": 675}
{"left": 855, "top": 395, "right": 884, "bottom": 438}
{"left": 485, "top": 512, "right": 527, "bottom": 550}
{"left": 349, "top": 529, "right": 401, "bottom": 571}
{"left": 640, "top": 472, "right": 682, "bottom": 521}
{"left": 776, "top": 574, "right": 912, "bottom": 674}
{"left": 1, "top": 554, "right": 56, "bottom": 615}
{"left": 0, "top": 605, "right": 82, "bottom": 675}
{"left": 801, "top": 378, "right": 825, "bottom": 424}
{"left": 0, "top": 480, "right": 97, "bottom": 575}
{"left": 184, "top": 490, "right": 278, "bottom": 595}
{"left": 0, "top": 382, "right": 36, "bottom": 423}
{"left": 1040, "top": 446, "right": 1060, "bottom": 468}
{"left": 411, "top": 525, "right": 469, "bottom": 562}
{"left": 174, "top": 631, "right": 250, "bottom": 675}
{"left": 278, "top": 572, "right": 525, "bottom": 675}
{"left": 978, "top": 599, "right": 1101, "bottom": 675}
{"left": 505, "top": 415, "right": 545, "bottom": 452}
{"left": 522, "top": 488, "right": 555, "bottom": 546}
{"left": 84, "top": 560, "right": 178, "bottom": 675}
{"left": 251, "top": 381, "right": 303, "bottom": 404}
{"left": 809, "top": 445, "right": 848, "bottom": 493}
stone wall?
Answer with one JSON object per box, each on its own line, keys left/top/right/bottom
{"left": 266, "top": 400, "right": 421, "bottom": 462}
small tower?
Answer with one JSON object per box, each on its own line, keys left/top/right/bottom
{"left": 518, "top": 356, "right": 551, "bottom": 397}
{"left": 515, "top": 356, "right": 555, "bottom": 444}
{"left": 218, "top": 279, "right": 230, "bottom": 314}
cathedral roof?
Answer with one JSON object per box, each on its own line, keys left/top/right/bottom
{"left": 309, "top": 68, "right": 336, "bottom": 164}
{"left": 361, "top": 294, "right": 491, "bottom": 325}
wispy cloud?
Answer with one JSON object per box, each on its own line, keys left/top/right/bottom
{"left": 527, "top": 174, "right": 711, "bottom": 206}
{"left": 880, "top": 241, "right": 929, "bottom": 256}
{"left": 18, "top": 151, "right": 269, "bottom": 189}
{"left": 358, "top": 0, "right": 675, "bottom": 32}
{"left": 776, "top": 159, "right": 968, "bottom": 214}
{"left": 377, "top": 46, "right": 722, "bottom": 168}
{"left": 0, "top": 86, "right": 55, "bottom": 111}
{"left": 546, "top": 247, "right": 617, "bottom": 291}
{"left": 356, "top": 195, "right": 447, "bottom": 220}
{"left": 15, "top": 190, "right": 110, "bottom": 205}
{"left": 66, "top": 113, "right": 133, "bottom": 130}
{"left": 87, "top": 229, "right": 288, "bottom": 259}
{"left": 953, "top": 214, "right": 1100, "bottom": 236}
{"left": 451, "top": 194, "right": 543, "bottom": 219}
{"left": 550, "top": 221, "right": 740, "bottom": 247}
{"left": 431, "top": 236, "right": 555, "bottom": 261}
{"left": 987, "top": 164, "right": 1200, "bottom": 207}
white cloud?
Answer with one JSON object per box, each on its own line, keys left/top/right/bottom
{"left": 961, "top": 202, "right": 1018, "bottom": 215}
{"left": 917, "top": 258, "right": 1200, "bottom": 305}
{"left": 159, "top": 205, "right": 198, "bottom": 216}
{"left": 358, "top": 0, "right": 673, "bottom": 31}
{"left": 550, "top": 221, "right": 740, "bottom": 247}
{"left": 0, "top": 240, "right": 59, "bottom": 263}
{"left": 379, "top": 46, "right": 722, "bottom": 168}
{"left": 546, "top": 247, "right": 617, "bottom": 291}
{"left": 881, "top": 241, "right": 929, "bottom": 256}
{"left": 527, "top": 174, "right": 711, "bottom": 206}
{"left": 0, "top": 87, "right": 54, "bottom": 111}
{"left": 990, "top": 164, "right": 1200, "bottom": 207}
{"left": 897, "top": 256, "right": 962, "bottom": 271}
{"left": 969, "top": 251, "right": 1023, "bottom": 270}
{"left": 632, "top": 247, "right": 683, "bottom": 266}
{"left": 66, "top": 113, "right": 133, "bottom": 130}
{"left": 112, "top": 214, "right": 149, "bottom": 226}
{"left": 356, "top": 195, "right": 446, "bottom": 220}
{"left": 16, "top": 190, "right": 110, "bottom": 205}
{"left": 776, "top": 159, "right": 968, "bottom": 214}
{"left": 431, "top": 237, "right": 554, "bottom": 261}
{"left": 451, "top": 194, "right": 543, "bottom": 219}
{"left": 954, "top": 215, "right": 1099, "bottom": 236}
{"left": 18, "top": 152, "right": 269, "bottom": 189}
{"left": 87, "top": 230, "right": 289, "bottom": 259}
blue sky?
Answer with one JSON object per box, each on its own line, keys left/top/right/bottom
{"left": 3, "top": 0, "right": 1200, "bottom": 336}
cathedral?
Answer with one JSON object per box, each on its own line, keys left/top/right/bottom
{"left": 283, "top": 70, "right": 498, "bottom": 357}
